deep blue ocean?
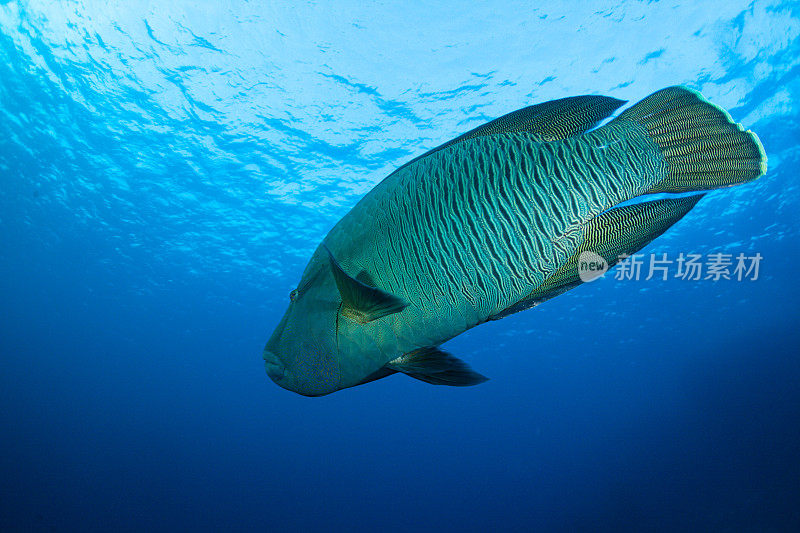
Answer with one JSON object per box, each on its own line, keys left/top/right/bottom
{"left": 2, "top": 2, "right": 799, "bottom": 531}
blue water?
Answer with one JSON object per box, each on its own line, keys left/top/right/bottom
{"left": 2, "top": 1, "right": 799, "bottom": 531}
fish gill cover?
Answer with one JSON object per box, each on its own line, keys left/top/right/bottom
{"left": 1, "top": 1, "right": 799, "bottom": 531}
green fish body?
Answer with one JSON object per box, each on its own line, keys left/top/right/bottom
{"left": 264, "top": 86, "right": 766, "bottom": 396}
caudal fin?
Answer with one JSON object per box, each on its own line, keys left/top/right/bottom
{"left": 615, "top": 86, "right": 767, "bottom": 194}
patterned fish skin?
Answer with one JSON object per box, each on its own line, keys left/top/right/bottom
{"left": 264, "top": 86, "right": 766, "bottom": 396}
{"left": 490, "top": 194, "right": 706, "bottom": 320}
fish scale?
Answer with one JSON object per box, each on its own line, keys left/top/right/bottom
{"left": 331, "top": 127, "right": 661, "bottom": 366}
{"left": 264, "top": 86, "right": 767, "bottom": 396}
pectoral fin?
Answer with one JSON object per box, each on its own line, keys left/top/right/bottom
{"left": 325, "top": 245, "right": 409, "bottom": 324}
{"left": 491, "top": 194, "right": 704, "bottom": 320}
{"left": 387, "top": 347, "right": 489, "bottom": 387}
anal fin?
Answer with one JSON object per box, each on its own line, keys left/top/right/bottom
{"left": 490, "top": 194, "right": 704, "bottom": 320}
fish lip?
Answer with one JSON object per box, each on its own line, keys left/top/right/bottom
{"left": 263, "top": 353, "right": 285, "bottom": 382}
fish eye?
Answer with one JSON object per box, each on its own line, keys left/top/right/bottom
{"left": 289, "top": 288, "right": 299, "bottom": 302}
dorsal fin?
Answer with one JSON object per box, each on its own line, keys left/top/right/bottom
{"left": 395, "top": 94, "right": 627, "bottom": 173}
{"left": 324, "top": 245, "right": 409, "bottom": 324}
{"left": 490, "top": 194, "right": 704, "bottom": 320}
{"left": 454, "top": 94, "right": 628, "bottom": 142}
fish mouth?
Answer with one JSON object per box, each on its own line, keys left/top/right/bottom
{"left": 263, "top": 353, "right": 285, "bottom": 383}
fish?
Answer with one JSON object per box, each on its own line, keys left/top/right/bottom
{"left": 263, "top": 85, "right": 767, "bottom": 396}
